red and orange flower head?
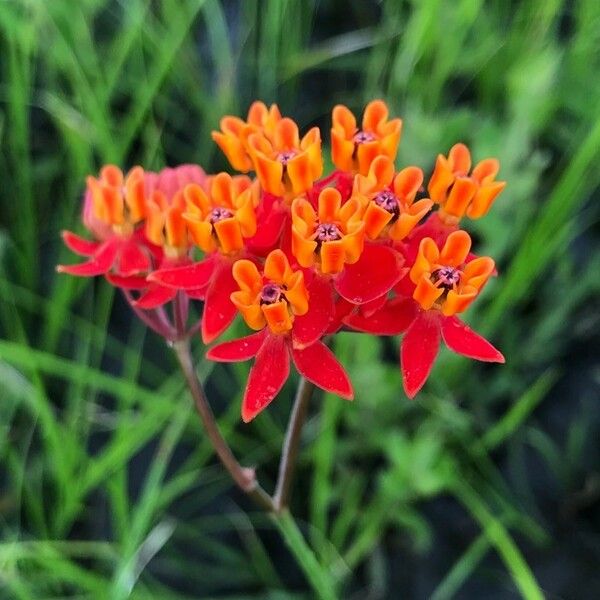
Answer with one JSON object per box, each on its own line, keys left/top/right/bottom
{"left": 247, "top": 118, "right": 323, "bottom": 198}
{"left": 353, "top": 155, "right": 433, "bottom": 241}
{"left": 428, "top": 143, "right": 506, "bottom": 224}
{"left": 231, "top": 250, "right": 309, "bottom": 335}
{"left": 291, "top": 187, "right": 365, "bottom": 275}
{"left": 182, "top": 173, "right": 258, "bottom": 255}
{"left": 409, "top": 230, "right": 495, "bottom": 316}
{"left": 211, "top": 101, "right": 282, "bottom": 172}
{"left": 331, "top": 100, "right": 402, "bottom": 175}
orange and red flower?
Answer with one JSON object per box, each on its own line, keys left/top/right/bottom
{"left": 208, "top": 251, "right": 352, "bottom": 422}
{"left": 428, "top": 143, "right": 506, "bottom": 224}
{"left": 212, "top": 101, "right": 282, "bottom": 172}
{"left": 248, "top": 117, "right": 322, "bottom": 198}
{"left": 352, "top": 156, "right": 433, "bottom": 241}
{"left": 331, "top": 100, "right": 402, "bottom": 175}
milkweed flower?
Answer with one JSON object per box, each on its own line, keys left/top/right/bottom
{"left": 212, "top": 101, "right": 283, "bottom": 172}
{"left": 207, "top": 250, "right": 352, "bottom": 422}
{"left": 344, "top": 230, "right": 503, "bottom": 398}
{"left": 331, "top": 100, "right": 402, "bottom": 175}
{"left": 428, "top": 143, "right": 506, "bottom": 224}
{"left": 352, "top": 155, "right": 433, "bottom": 241}
{"left": 148, "top": 173, "right": 260, "bottom": 343}
{"left": 247, "top": 117, "right": 323, "bottom": 198}
{"left": 57, "top": 165, "right": 158, "bottom": 278}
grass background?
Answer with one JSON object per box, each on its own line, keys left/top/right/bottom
{"left": 0, "top": 0, "right": 599, "bottom": 598}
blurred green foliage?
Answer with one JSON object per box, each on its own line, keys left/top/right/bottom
{"left": 0, "top": 0, "right": 599, "bottom": 598}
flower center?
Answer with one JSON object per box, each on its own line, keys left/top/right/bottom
{"left": 208, "top": 207, "right": 234, "bottom": 224}
{"left": 276, "top": 150, "right": 297, "bottom": 165}
{"left": 260, "top": 283, "right": 286, "bottom": 305}
{"left": 374, "top": 190, "right": 400, "bottom": 217}
{"left": 315, "top": 222, "right": 342, "bottom": 242}
{"left": 353, "top": 130, "right": 376, "bottom": 144}
{"left": 432, "top": 266, "right": 461, "bottom": 289}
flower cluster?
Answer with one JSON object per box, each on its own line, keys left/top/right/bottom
{"left": 59, "top": 100, "right": 505, "bottom": 422}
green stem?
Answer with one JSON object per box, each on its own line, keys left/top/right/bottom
{"left": 272, "top": 510, "right": 338, "bottom": 600}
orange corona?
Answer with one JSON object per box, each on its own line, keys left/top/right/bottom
{"left": 247, "top": 118, "right": 322, "bottom": 198}
{"left": 410, "top": 230, "right": 494, "bottom": 316}
{"left": 231, "top": 250, "right": 309, "bottom": 335}
{"left": 291, "top": 187, "right": 365, "bottom": 274}
{"left": 86, "top": 165, "right": 146, "bottom": 234}
{"left": 428, "top": 143, "right": 506, "bottom": 223}
{"left": 331, "top": 100, "right": 402, "bottom": 175}
{"left": 353, "top": 155, "right": 433, "bottom": 241}
{"left": 183, "top": 173, "right": 258, "bottom": 254}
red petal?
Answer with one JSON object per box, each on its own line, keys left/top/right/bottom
{"left": 148, "top": 256, "right": 217, "bottom": 290}
{"left": 134, "top": 284, "right": 177, "bottom": 309}
{"left": 358, "top": 293, "right": 387, "bottom": 318}
{"left": 206, "top": 330, "right": 267, "bottom": 362}
{"left": 186, "top": 286, "right": 208, "bottom": 300}
{"left": 201, "top": 260, "right": 238, "bottom": 343}
{"left": 292, "top": 341, "right": 353, "bottom": 400}
{"left": 292, "top": 275, "right": 334, "bottom": 349}
{"left": 105, "top": 273, "right": 149, "bottom": 289}
{"left": 61, "top": 230, "right": 99, "bottom": 256}
{"left": 334, "top": 244, "right": 404, "bottom": 305}
{"left": 246, "top": 208, "right": 288, "bottom": 256}
{"left": 401, "top": 311, "right": 441, "bottom": 398}
{"left": 117, "top": 241, "right": 152, "bottom": 276}
{"left": 440, "top": 316, "right": 505, "bottom": 363}
{"left": 344, "top": 297, "right": 418, "bottom": 335}
{"left": 325, "top": 297, "right": 355, "bottom": 334}
{"left": 56, "top": 238, "right": 119, "bottom": 276}
{"left": 242, "top": 334, "right": 290, "bottom": 422}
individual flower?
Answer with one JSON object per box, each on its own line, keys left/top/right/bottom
{"left": 148, "top": 173, "right": 259, "bottom": 343}
{"left": 292, "top": 187, "right": 364, "bottom": 275}
{"left": 344, "top": 230, "right": 503, "bottom": 398}
{"left": 207, "top": 250, "right": 352, "bottom": 422}
{"left": 428, "top": 143, "right": 506, "bottom": 224}
{"left": 331, "top": 100, "right": 402, "bottom": 175}
{"left": 352, "top": 155, "right": 433, "bottom": 241}
{"left": 409, "top": 230, "right": 494, "bottom": 316}
{"left": 212, "top": 102, "right": 282, "bottom": 172}
{"left": 183, "top": 172, "right": 258, "bottom": 254}
{"left": 58, "top": 165, "right": 159, "bottom": 278}
{"left": 291, "top": 186, "right": 405, "bottom": 308}
{"left": 247, "top": 117, "right": 322, "bottom": 198}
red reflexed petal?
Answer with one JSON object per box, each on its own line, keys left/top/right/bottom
{"left": 292, "top": 275, "right": 334, "bottom": 349}
{"left": 105, "top": 273, "right": 149, "bottom": 289}
{"left": 326, "top": 297, "right": 355, "bottom": 334}
{"left": 201, "top": 260, "right": 238, "bottom": 344}
{"left": 292, "top": 341, "right": 353, "bottom": 400}
{"left": 334, "top": 243, "right": 403, "bottom": 304}
{"left": 401, "top": 311, "right": 441, "bottom": 398}
{"left": 344, "top": 297, "right": 418, "bottom": 335}
{"left": 117, "top": 241, "right": 152, "bottom": 276}
{"left": 186, "top": 286, "right": 208, "bottom": 300}
{"left": 206, "top": 330, "right": 267, "bottom": 362}
{"left": 149, "top": 255, "right": 217, "bottom": 290}
{"left": 242, "top": 334, "right": 290, "bottom": 422}
{"left": 440, "top": 316, "right": 505, "bottom": 363}
{"left": 359, "top": 294, "right": 387, "bottom": 318}
{"left": 61, "top": 230, "right": 99, "bottom": 256}
{"left": 134, "top": 284, "right": 177, "bottom": 309}
{"left": 246, "top": 209, "right": 288, "bottom": 256}
{"left": 56, "top": 238, "right": 119, "bottom": 277}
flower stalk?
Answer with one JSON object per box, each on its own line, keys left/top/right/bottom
{"left": 274, "top": 377, "right": 315, "bottom": 511}
{"left": 172, "top": 337, "right": 275, "bottom": 512}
